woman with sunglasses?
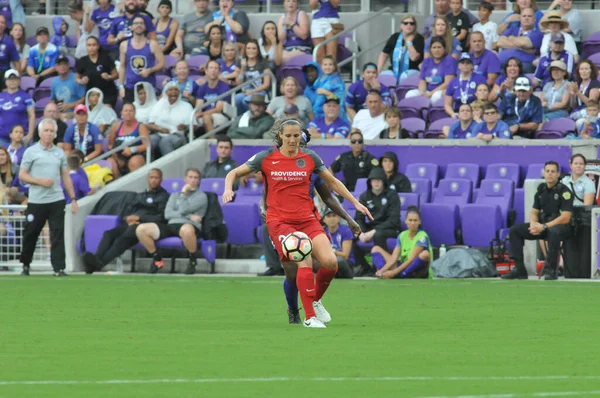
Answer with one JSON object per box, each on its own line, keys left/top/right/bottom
{"left": 377, "top": 15, "right": 424, "bottom": 84}
{"left": 473, "top": 103, "right": 513, "bottom": 141}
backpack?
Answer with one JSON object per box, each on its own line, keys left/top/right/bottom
{"left": 201, "top": 192, "right": 228, "bottom": 243}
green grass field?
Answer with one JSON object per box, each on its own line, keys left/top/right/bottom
{"left": 1, "top": 275, "right": 600, "bottom": 398}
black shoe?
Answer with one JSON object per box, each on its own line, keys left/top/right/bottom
{"left": 544, "top": 269, "right": 558, "bottom": 281}
{"left": 288, "top": 309, "right": 301, "bottom": 324}
{"left": 185, "top": 260, "right": 196, "bottom": 275}
{"left": 257, "top": 267, "right": 284, "bottom": 277}
{"left": 54, "top": 270, "right": 68, "bottom": 277}
{"left": 150, "top": 257, "right": 165, "bottom": 274}
{"left": 83, "top": 252, "right": 103, "bottom": 274}
{"left": 501, "top": 269, "right": 528, "bottom": 280}
{"left": 21, "top": 266, "right": 30, "bottom": 276}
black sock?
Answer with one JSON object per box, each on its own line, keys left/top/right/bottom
{"left": 188, "top": 252, "right": 197, "bottom": 263}
{"left": 151, "top": 252, "right": 161, "bottom": 260}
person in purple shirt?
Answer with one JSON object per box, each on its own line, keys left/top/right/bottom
{"left": 445, "top": 53, "right": 487, "bottom": 117}
{"left": 195, "top": 59, "right": 231, "bottom": 132}
{"left": 344, "top": 63, "right": 391, "bottom": 122}
{"left": 0, "top": 14, "right": 20, "bottom": 91}
{"left": 323, "top": 208, "right": 355, "bottom": 278}
{"left": 473, "top": 103, "right": 513, "bottom": 140}
{"left": 62, "top": 152, "right": 91, "bottom": 204}
{"left": 0, "top": 69, "right": 35, "bottom": 146}
{"left": 107, "top": 0, "right": 156, "bottom": 49}
{"left": 61, "top": 104, "right": 104, "bottom": 161}
{"left": 533, "top": 33, "right": 574, "bottom": 89}
{"left": 497, "top": 8, "right": 543, "bottom": 73}
{"left": 308, "top": 95, "right": 350, "bottom": 139}
{"left": 468, "top": 31, "right": 500, "bottom": 87}
{"left": 447, "top": 104, "right": 481, "bottom": 139}
{"left": 7, "top": 125, "right": 26, "bottom": 165}
{"left": 309, "top": 0, "right": 340, "bottom": 61}
{"left": 86, "top": 0, "right": 120, "bottom": 56}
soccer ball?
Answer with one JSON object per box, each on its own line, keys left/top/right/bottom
{"left": 282, "top": 231, "right": 313, "bottom": 262}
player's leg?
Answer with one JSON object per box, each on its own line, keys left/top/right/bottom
{"left": 310, "top": 233, "right": 338, "bottom": 323}
{"left": 179, "top": 223, "right": 198, "bottom": 274}
{"left": 282, "top": 262, "right": 301, "bottom": 324}
{"left": 135, "top": 223, "right": 164, "bottom": 272}
{"left": 396, "top": 250, "right": 430, "bottom": 278}
{"left": 371, "top": 245, "right": 394, "bottom": 272}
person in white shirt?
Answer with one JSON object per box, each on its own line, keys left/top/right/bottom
{"left": 538, "top": 11, "right": 578, "bottom": 61}
{"left": 351, "top": 90, "right": 388, "bottom": 140}
{"left": 472, "top": 1, "right": 498, "bottom": 51}
{"left": 548, "top": 0, "right": 583, "bottom": 43}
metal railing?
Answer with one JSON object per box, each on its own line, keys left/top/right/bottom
{"left": 82, "top": 136, "right": 152, "bottom": 169}
{"left": 0, "top": 205, "right": 51, "bottom": 270}
{"left": 187, "top": 70, "right": 277, "bottom": 142}
{"left": 313, "top": 7, "right": 396, "bottom": 83}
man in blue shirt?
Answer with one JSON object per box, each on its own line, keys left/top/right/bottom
{"left": 497, "top": 8, "right": 543, "bottom": 73}
{"left": 308, "top": 95, "right": 350, "bottom": 139}
{"left": 344, "top": 63, "right": 391, "bottom": 122}
{"left": 50, "top": 55, "right": 86, "bottom": 118}
{"left": 500, "top": 77, "right": 543, "bottom": 139}
{"left": 447, "top": 103, "right": 481, "bottom": 139}
{"left": 107, "top": 0, "right": 156, "bottom": 47}
{"left": 26, "top": 27, "right": 60, "bottom": 85}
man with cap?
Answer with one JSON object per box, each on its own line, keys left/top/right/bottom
{"left": 60, "top": 104, "right": 103, "bottom": 162}
{"left": 445, "top": 53, "right": 487, "bottom": 118}
{"left": 0, "top": 14, "right": 20, "bottom": 91}
{"left": 194, "top": 59, "right": 230, "bottom": 133}
{"left": 467, "top": 31, "right": 500, "bottom": 87}
{"left": 329, "top": 130, "right": 379, "bottom": 192}
{"left": 351, "top": 90, "right": 388, "bottom": 140}
{"left": 227, "top": 94, "right": 275, "bottom": 139}
{"left": 283, "top": 103, "right": 300, "bottom": 119}
{"left": 344, "top": 63, "right": 391, "bottom": 123}
{"left": 500, "top": 76, "right": 543, "bottom": 139}
{"left": 308, "top": 95, "right": 350, "bottom": 139}
{"left": 497, "top": 8, "right": 544, "bottom": 73}
{"left": 26, "top": 26, "right": 60, "bottom": 85}
{"left": 533, "top": 33, "right": 575, "bottom": 88}
{"left": 107, "top": 0, "right": 156, "bottom": 48}
{"left": 0, "top": 69, "right": 35, "bottom": 147}
{"left": 50, "top": 55, "right": 87, "bottom": 119}
{"left": 538, "top": 11, "right": 578, "bottom": 60}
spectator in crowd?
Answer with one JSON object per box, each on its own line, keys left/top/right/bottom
{"left": 475, "top": 83, "right": 490, "bottom": 103}
{"left": 202, "top": 135, "right": 241, "bottom": 182}
{"left": 378, "top": 14, "right": 424, "bottom": 85}
{"left": 345, "top": 63, "right": 391, "bottom": 123}
{"left": 534, "top": 33, "right": 574, "bottom": 89}
{"left": 10, "top": 23, "right": 29, "bottom": 73}
{"left": 51, "top": 55, "right": 86, "bottom": 118}
{"left": 498, "top": 0, "right": 544, "bottom": 35}
{"left": 472, "top": 1, "right": 498, "bottom": 51}
{"left": 235, "top": 39, "right": 271, "bottom": 114}
{"left": 259, "top": 21, "right": 283, "bottom": 69}
{"left": 538, "top": 11, "right": 578, "bottom": 60}
{"left": 549, "top": 0, "right": 582, "bottom": 44}
{"left": 578, "top": 100, "right": 600, "bottom": 139}
{"left": 61, "top": 104, "right": 103, "bottom": 161}
{"left": 108, "top": 0, "right": 156, "bottom": 48}
{"left": 500, "top": 76, "right": 543, "bottom": 138}
{"left": 569, "top": 60, "right": 600, "bottom": 125}
{"left": 302, "top": 62, "right": 320, "bottom": 107}
{"left": 118, "top": 15, "right": 165, "bottom": 103}
{"left": 0, "top": 146, "right": 19, "bottom": 188}
{"left": 85, "top": 88, "right": 117, "bottom": 134}
{"left": 32, "top": 102, "right": 67, "bottom": 144}
{"left": 497, "top": 8, "right": 543, "bottom": 73}
{"left": 322, "top": 208, "right": 355, "bottom": 279}
{"left": 0, "top": 69, "right": 34, "bottom": 146}
{"left": 444, "top": 53, "right": 487, "bottom": 118}
{"left": 0, "top": 15, "right": 19, "bottom": 90}
{"left": 154, "top": 0, "right": 178, "bottom": 54}
{"left": 50, "top": 17, "right": 70, "bottom": 55}
{"left": 267, "top": 77, "right": 313, "bottom": 124}
{"left": 107, "top": 103, "right": 149, "bottom": 178}
{"left": 278, "top": 0, "right": 312, "bottom": 63}
{"left": 329, "top": 130, "right": 379, "bottom": 192}
{"left": 473, "top": 103, "right": 513, "bottom": 140}
{"left": 76, "top": 36, "right": 119, "bottom": 108}
{"left": 137, "top": 0, "right": 153, "bottom": 19}
{"left": 133, "top": 81, "right": 157, "bottom": 125}
{"left": 148, "top": 82, "right": 192, "bottom": 156}
{"left": 379, "top": 108, "right": 409, "bottom": 139}
{"left": 312, "top": 55, "right": 347, "bottom": 121}
{"left": 351, "top": 90, "right": 387, "bottom": 140}
{"left": 65, "top": 0, "right": 92, "bottom": 60}
{"left": 424, "top": 16, "right": 461, "bottom": 60}
{"left": 379, "top": 152, "right": 411, "bottom": 192}
{"left": 62, "top": 152, "right": 90, "bottom": 204}
{"left": 447, "top": 0, "right": 470, "bottom": 49}
{"left": 85, "top": 0, "right": 119, "bottom": 57}
{"left": 27, "top": 27, "right": 59, "bottom": 86}
{"left": 195, "top": 59, "right": 230, "bottom": 133}
{"left": 471, "top": 99, "right": 485, "bottom": 123}
{"left": 169, "top": 60, "right": 199, "bottom": 106}
{"left": 541, "top": 60, "right": 571, "bottom": 121}
{"left": 136, "top": 167, "right": 207, "bottom": 274}
{"left": 171, "top": 0, "right": 213, "bottom": 58}
{"left": 218, "top": 41, "right": 242, "bottom": 87}
{"left": 211, "top": 0, "right": 250, "bottom": 44}
{"left": 561, "top": 154, "right": 594, "bottom": 206}
{"left": 423, "top": 0, "right": 478, "bottom": 39}
{"left": 203, "top": 25, "right": 224, "bottom": 61}
{"left": 468, "top": 31, "right": 500, "bottom": 87}
{"left": 406, "top": 37, "right": 457, "bottom": 104}
{"left": 446, "top": 103, "right": 481, "bottom": 139}
{"left": 227, "top": 94, "right": 274, "bottom": 139}
{"left": 308, "top": 95, "right": 349, "bottom": 139}
{"left": 83, "top": 168, "right": 169, "bottom": 273}
{"left": 309, "top": 0, "right": 340, "bottom": 61}
{"left": 489, "top": 57, "right": 524, "bottom": 111}
{"left": 7, "top": 125, "right": 26, "bottom": 166}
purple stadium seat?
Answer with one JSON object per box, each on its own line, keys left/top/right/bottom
{"left": 402, "top": 117, "right": 426, "bottom": 138}
{"left": 485, "top": 163, "right": 520, "bottom": 187}
{"left": 155, "top": 74, "right": 169, "bottom": 92}
{"left": 34, "top": 97, "right": 51, "bottom": 118}
{"left": 445, "top": 163, "right": 480, "bottom": 188}
{"left": 67, "top": 55, "right": 76, "bottom": 70}
{"left": 425, "top": 117, "right": 455, "bottom": 139}
{"left": 200, "top": 178, "right": 225, "bottom": 194}
{"left": 589, "top": 53, "right": 600, "bottom": 69}
{"left": 410, "top": 178, "right": 432, "bottom": 203}
{"left": 398, "top": 192, "right": 419, "bottom": 209}
{"left": 341, "top": 199, "right": 355, "bottom": 216}
{"left": 353, "top": 178, "right": 368, "bottom": 195}
{"left": 583, "top": 32, "right": 600, "bottom": 59}
{"left": 405, "top": 163, "right": 439, "bottom": 187}
{"left": 33, "top": 77, "right": 55, "bottom": 101}
{"left": 280, "top": 54, "right": 314, "bottom": 91}
{"left": 395, "top": 75, "right": 419, "bottom": 101}
{"left": 513, "top": 188, "right": 525, "bottom": 224}
{"left": 163, "top": 55, "right": 178, "bottom": 75}
{"left": 155, "top": 237, "right": 217, "bottom": 273}
{"left": 161, "top": 178, "right": 185, "bottom": 194}
{"left": 66, "top": 35, "right": 77, "bottom": 48}
{"left": 187, "top": 55, "right": 210, "bottom": 74}
{"left": 237, "top": 178, "right": 264, "bottom": 196}
{"left": 26, "top": 35, "right": 37, "bottom": 47}
{"left": 428, "top": 98, "right": 447, "bottom": 123}
{"left": 84, "top": 215, "right": 121, "bottom": 253}
{"left": 433, "top": 178, "right": 472, "bottom": 206}
{"left": 96, "top": 159, "right": 112, "bottom": 169}
{"left": 20, "top": 76, "right": 36, "bottom": 94}
{"left": 398, "top": 96, "right": 429, "bottom": 119}
{"left": 420, "top": 203, "right": 460, "bottom": 246}
{"left": 475, "top": 179, "right": 514, "bottom": 227}
{"left": 525, "top": 163, "right": 545, "bottom": 180}
{"left": 536, "top": 118, "right": 575, "bottom": 139}
{"left": 222, "top": 202, "right": 261, "bottom": 244}
{"left": 378, "top": 74, "right": 397, "bottom": 89}
{"left": 461, "top": 204, "right": 502, "bottom": 247}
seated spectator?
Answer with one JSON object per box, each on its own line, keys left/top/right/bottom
{"left": 422, "top": 0, "right": 478, "bottom": 38}
{"left": 474, "top": 103, "right": 513, "bottom": 140}
{"left": 444, "top": 53, "right": 487, "bottom": 118}
{"left": 548, "top": 0, "right": 582, "bottom": 44}
{"left": 542, "top": 60, "right": 571, "bottom": 121}
{"left": 497, "top": 0, "right": 544, "bottom": 35}
{"left": 447, "top": 0, "right": 470, "bottom": 49}
{"left": 345, "top": 63, "right": 391, "bottom": 122}
{"left": 26, "top": 27, "right": 60, "bottom": 86}
{"left": 170, "top": 0, "right": 213, "bottom": 59}
{"left": 379, "top": 108, "right": 409, "bottom": 139}
{"left": 278, "top": 0, "right": 312, "bottom": 63}
{"left": 50, "top": 16, "right": 71, "bottom": 55}
{"left": 446, "top": 103, "right": 481, "bottom": 139}
{"left": 468, "top": 31, "right": 500, "bottom": 87}
{"left": 51, "top": 55, "right": 86, "bottom": 118}
{"left": 235, "top": 39, "right": 271, "bottom": 114}
{"left": 32, "top": 102, "right": 67, "bottom": 144}
{"left": 323, "top": 208, "right": 355, "bottom": 279}
{"left": 228, "top": 94, "right": 274, "bottom": 139}
{"left": 258, "top": 21, "right": 283, "bottom": 68}
{"left": 203, "top": 25, "right": 224, "bottom": 61}
{"left": 211, "top": 0, "right": 250, "bottom": 44}
{"left": 0, "top": 146, "right": 20, "bottom": 192}
{"left": 218, "top": 41, "right": 242, "bottom": 87}
{"left": 195, "top": 59, "right": 230, "bottom": 133}
{"left": 472, "top": 1, "right": 498, "bottom": 51}
{"left": 497, "top": 8, "right": 544, "bottom": 73}
{"left": 351, "top": 90, "right": 387, "bottom": 140}
{"left": 106, "top": 103, "right": 150, "bottom": 178}
{"left": 85, "top": 0, "right": 120, "bottom": 57}
{"left": 85, "top": 88, "right": 118, "bottom": 134}
{"left": 578, "top": 100, "right": 600, "bottom": 139}
{"left": 202, "top": 135, "right": 242, "bottom": 183}
{"left": 329, "top": 130, "right": 379, "bottom": 192}
{"left": 475, "top": 83, "right": 490, "bottom": 103}
{"left": 538, "top": 12, "right": 578, "bottom": 60}
{"left": 7, "top": 125, "right": 26, "bottom": 166}
{"left": 0, "top": 69, "right": 35, "bottom": 146}
{"left": 569, "top": 60, "right": 600, "bottom": 126}
{"left": 108, "top": 0, "right": 156, "bottom": 48}
{"left": 533, "top": 33, "right": 574, "bottom": 88}
{"left": 311, "top": 55, "right": 347, "bottom": 122}
{"left": 76, "top": 36, "right": 119, "bottom": 109}
{"left": 0, "top": 15, "right": 19, "bottom": 91}
{"left": 424, "top": 16, "right": 462, "bottom": 60}
{"left": 308, "top": 95, "right": 349, "bottom": 140}
{"left": 148, "top": 82, "right": 192, "bottom": 156}
{"left": 11, "top": 23, "right": 30, "bottom": 73}
{"left": 267, "top": 77, "right": 313, "bottom": 124}
{"left": 500, "top": 76, "right": 543, "bottom": 138}
{"left": 489, "top": 57, "right": 524, "bottom": 111}
{"left": 406, "top": 37, "right": 457, "bottom": 104}
{"left": 379, "top": 152, "right": 411, "bottom": 192}
{"left": 133, "top": 81, "right": 158, "bottom": 125}
{"left": 61, "top": 104, "right": 103, "bottom": 161}
{"left": 169, "top": 60, "right": 199, "bottom": 106}
{"left": 302, "top": 62, "right": 320, "bottom": 107}
{"left": 135, "top": 167, "right": 207, "bottom": 274}
{"left": 373, "top": 206, "right": 432, "bottom": 279}
{"left": 378, "top": 14, "right": 424, "bottom": 85}
{"left": 471, "top": 99, "right": 485, "bottom": 123}
{"left": 62, "top": 152, "right": 90, "bottom": 204}
{"left": 309, "top": 0, "right": 341, "bottom": 61}
{"left": 154, "top": 0, "right": 178, "bottom": 54}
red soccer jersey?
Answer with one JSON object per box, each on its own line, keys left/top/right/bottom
{"left": 246, "top": 147, "right": 326, "bottom": 223}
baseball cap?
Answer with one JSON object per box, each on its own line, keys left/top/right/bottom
{"left": 56, "top": 55, "right": 70, "bottom": 64}
{"left": 459, "top": 53, "right": 473, "bottom": 63}
{"left": 514, "top": 77, "right": 531, "bottom": 91}
{"left": 550, "top": 60, "right": 567, "bottom": 71}
{"left": 36, "top": 26, "right": 49, "bottom": 35}
{"left": 283, "top": 103, "right": 299, "bottom": 115}
{"left": 4, "top": 69, "right": 19, "bottom": 79}
{"left": 74, "top": 104, "right": 88, "bottom": 114}
{"left": 551, "top": 32, "right": 565, "bottom": 43}
{"left": 324, "top": 95, "right": 340, "bottom": 104}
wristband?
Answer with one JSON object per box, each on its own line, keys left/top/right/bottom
{"left": 406, "top": 41, "right": 413, "bottom": 46}
{"left": 131, "top": 146, "right": 137, "bottom": 154}
{"left": 543, "top": 223, "right": 548, "bottom": 231}
{"left": 118, "top": 84, "right": 124, "bottom": 89}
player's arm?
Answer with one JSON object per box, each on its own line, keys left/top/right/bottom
{"left": 315, "top": 182, "right": 361, "bottom": 236}
{"left": 378, "top": 246, "right": 402, "bottom": 274}
{"left": 223, "top": 164, "right": 253, "bottom": 203}
{"left": 317, "top": 168, "right": 373, "bottom": 220}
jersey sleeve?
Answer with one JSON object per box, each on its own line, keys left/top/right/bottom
{"left": 304, "top": 148, "right": 326, "bottom": 173}
{"left": 20, "top": 148, "right": 33, "bottom": 171}
{"left": 560, "top": 186, "right": 574, "bottom": 213}
{"left": 416, "top": 233, "right": 430, "bottom": 249}
{"left": 244, "top": 149, "right": 271, "bottom": 172}
{"left": 340, "top": 225, "right": 353, "bottom": 242}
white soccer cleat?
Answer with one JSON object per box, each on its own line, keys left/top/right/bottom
{"left": 303, "top": 316, "right": 326, "bottom": 328}
{"left": 312, "top": 300, "right": 331, "bottom": 323}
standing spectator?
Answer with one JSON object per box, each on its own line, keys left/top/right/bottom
{"left": 218, "top": 41, "right": 242, "bottom": 87}
{"left": 169, "top": 60, "right": 199, "bottom": 106}
{"left": 76, "top": 36, "right": 119, "bottom": 108}
{"left": 50, "top": 17, "right": 71, "bottom": 55}
{"left": 106, "top": 103, "right": 149, "bottom": 177}
{"left": 7, "top": 125, "right": 26, "bottom": 165}
{"left": 447, "top": 0, "right": 470, "bottom": 49}
{"left": 444, "top": 53, "right": 487, "bottom": 118}
{"left": 26, "top": 27, "right": 60, "bottom": 86}
{"left": 108, "top": 0, "right": 156, "bottom": 48}
{"left": 235, "top": 39, "right": 271, "bottom": 114}
{"left": 85, "top": 0, "right": 119, "bottom": 58}
{"left": 351, "top": 90, "right": 388, "bottom": 140}
{"left": 533, "top": 33, "right": 574, "bottom": 89}
{"left": 323, "top": 208, "right": 355, "bottom": 279}
{"left": 473, "top": 103, "right": 512, "bottom": 140}
{"left": 541, "top": 60, "right": 571, "bottom": 121}
{"left": 548, "top": 0, "right": 582, "bottom": 44}
{"left": 278, "top": 0, "right": 312, "bottom": 63}
{"left": 569, "top": 60, "right": 600, "bottom": 124}
{"left": 18, "top": 118, "right": 79, "bottom": 277}
{"left": 0, "top": 14, "right": 19, "bottom": 90}
{"left": 379, "top": 108, "right": 409, "bottom": 139}
{"left": 312, "top": 55, "right": 346, "bottom": 121}
{"left": 212, "top": 0, "right": 250, "bottom": 44}
{"left": 309, "top": 0, "right": 340, "bottom": 61}
{"left": 0, "top": 69, "right": 34, "bottom": 146}
{"left": 85, "top": 88, "right": 117, "bottom": 134}
{"left": 154, "top": 0, "right": 178, "bottom": 55}
{"left": 258, "top": 21, "right": 283, "bottom": 68}
{"left": 195, "top": 59, "right": 230, "bottom": 133}
{"left": 203, "top": 25, "right": 224, "bottom": 61}
{"left": 379, "top": 152, "right": 411, "bottom": 192}
{"left": 377, "top": 15, "right": 424, "bottom": 85}
{"left": 61, "top": 104, "right": 103, "bottom": 161}
{"left": 227, "top": 94, "right": 274, "bottom": 139}
{"left": 32, "top": 102, "right": 67, "bottom": 144}
{"left": 447, "top": 104, "right": 481, "bottom": 139}
{"left": 118, "top": 15, "right": 165, "bottom": 103}
{"left": 329, "top": 130, "right": 379, "bottom": 192}
{"left": 422, "top": 0, "right": 478, "bottom": 39}
{"left": 472, "top": 1, "right": 498, "bottom": 51}
{"left": 308, "top": 95, "right": 350, "bottom": 139}
{"left": 8, "top": 0, "right": 25, "bottom": 27}
{"left": 266, "top": 77, "right": 313, "bottom": 124}
{"left": 497, "top": 0, "right": 544, "bottom": 35}
{"left": 497, "top": 8, "right": 544, "bottom": 73}
{"left": 538, "top": 12, "right": 578, "bottom": 60}
{"left": 468, "top": 31, "right": 501, "bottom": 87}
{"left": 500, "top": 76, "right": 543, "bottom": 138}
{"left": 10, "top": 23, "right": 29, "bottom": 73}
{"left": 424, "top": 16, "right": 462, "bottom": 60}
{"left": 345, "top": 63, "right": 391, "bottom": 123}
{"left": 51, "top": 55, "right": 87, "bottom": 118}
{"left": 171, "top": 0, "right": 213, "bottom": 59}
{"left": 132, "top": 81, "right": 157, "bottom": 125}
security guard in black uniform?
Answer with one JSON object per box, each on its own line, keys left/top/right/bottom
{"left": 329, "top": 130, "right": 379, "bottom": 192}
{"left": 502, "top": 161, "right": 574, "bottom": 281}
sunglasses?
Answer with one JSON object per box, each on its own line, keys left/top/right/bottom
{"left": 402, "top": 21, "right": 416, "bottom": 25}
{"left": 351, "top": 139, "right": 364, "bottom": 144}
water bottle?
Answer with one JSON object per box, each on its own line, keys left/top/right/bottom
{"left": 439, "top": 244, "right": 447, "bottom": 258}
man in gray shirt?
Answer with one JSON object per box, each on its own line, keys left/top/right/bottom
{"left": 171, "top": 0, "right": 213, "bottom": 58}
{"left": 19, "top": 118, "right": 78, "bottom": 277}
{"left": 136, "top": 168, "right": 208, "bottom": 274}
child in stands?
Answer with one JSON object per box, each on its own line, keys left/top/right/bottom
{"left": 62, "top": 151, "right": 91, "bottom": 203}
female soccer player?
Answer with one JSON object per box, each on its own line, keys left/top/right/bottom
{"left": 373, "top": 206, "right": 433, "bottom": 279}
{"left": 223, "top": 118, "right": 371, "bottom": 328}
